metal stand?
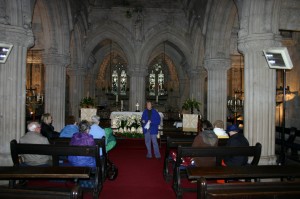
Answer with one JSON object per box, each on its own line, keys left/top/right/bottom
{"left": 278, "top": 70, "right": 286, "bottom": 165}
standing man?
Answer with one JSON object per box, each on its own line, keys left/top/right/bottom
{"left": 141, "top": 101, "right": 161, "bottom": 159}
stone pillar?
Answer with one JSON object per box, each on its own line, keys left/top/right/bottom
{"left": 189, "top": 67, "right": 207, "bottom": 116}
{"left": 42, "top": 53, "right": 69, "bottom": 131}
{"left": 204, "top": 58, "right": 231, "bottom": 125}
{"left": 67, "top": 67, "right": 86, "bottom": 120}
{"left": 238, "top": 35, "right": 280, "bottom": 165}
{"left": 0, "top": 25, "right": 34, "bottom": 166}
{"left": 128, "top": 66, "right": 148, "bottom": 111}
{"left": 236, "top": 0, "right": 281, "bottom": 165}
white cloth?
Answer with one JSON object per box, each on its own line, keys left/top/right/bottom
{"left": 144, "top": 121, "right": 150, "bottom": 130}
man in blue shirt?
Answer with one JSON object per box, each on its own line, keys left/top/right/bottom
{"left": 141, "top": 101, "right": 161, "bottom": 159}
{"left": 89, "top": 115, "right": 106, "bottom": 155}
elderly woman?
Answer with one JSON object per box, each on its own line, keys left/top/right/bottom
{"left": 41, "top": 113, "right": 59, "bottom": 140}
{"left": 68, "top": 120, "right": 96, "bottom": 167}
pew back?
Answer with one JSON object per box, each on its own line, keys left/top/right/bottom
{"left": 10, "top": 139, "right": 102, "bottom": 199}
{"left": 173, "top": 143, "right": 262, "bottom": 198}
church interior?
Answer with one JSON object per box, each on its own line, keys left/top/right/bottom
{"left": 1, "top": 0, "right": 300, "bottom": 170}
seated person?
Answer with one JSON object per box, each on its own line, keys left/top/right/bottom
{"left": 20, "top": 121, "right": 52, "bottom": 166}
{"left": 105, "top": 127, "right": 116, "bottom": 153}
{"left": 89, "top": 115, "right": 105, "bottom": 139}
{"left": 59, "top": 115, "right": 78, "bottom": 138}
{"left": 89, "top": 115, "right": 106, "bottom": 156}
{"left": 191, "top": 119, "right": 218, "bottom": 167}
{"left": 170, "top": 119, "right": 218, "bottom": 167}
{"left": 223, "top": 124, "right": 249, "bottom": 166}
{"left": 213, "top": 120, "right": 229, "bottom": 138}
{"left": 41, "top": 113, "right": 59, "bottom": 140}
{"left": 68, "top": 120, "right": 96, "bottom": 167}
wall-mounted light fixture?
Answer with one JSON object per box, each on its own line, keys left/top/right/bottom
{"left": 0, "top": 43, "right": 13, "bottom": 64}
{"left": 263, "top": 47, "right": 293, "bottom": 70}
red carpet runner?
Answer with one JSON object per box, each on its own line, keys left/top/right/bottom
{"left": 96, "top": 139, "right": 196, "bottom": 199}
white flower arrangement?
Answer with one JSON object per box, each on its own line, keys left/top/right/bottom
{"left": 114, "top": 114, "right": 142, "bottom": 134}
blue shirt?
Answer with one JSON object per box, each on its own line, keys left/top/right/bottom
{"left": 59, "top": 125, "right": 79, "bottom": 138}
{"left": 89, "top": 124, "right": 106, "bottom": 156}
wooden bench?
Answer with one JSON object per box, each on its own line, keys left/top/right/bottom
{"left": 0, "top": 166, "right": 90, "bottom": 199}
{"left": 173, "top": 143, "right": 262, "bottom": 198}
{"left": 163, "top": 136, "right": 228, "bottom": 182}
{"left": 163, "top": 136, "right": 195, "bottom": 182}
{"left": 187, "top": 165, "right": 300, "bottom": 199}
{"left": 10, "top": 139, "right": 102, "bottom": 199}
{"left": 50, "top": 137, "right": 107, "bottom": 182}
{"left": 0, "top": 186, "right": 82, "bottom": 199}
{"left": 275, "top": 126, "right": 300, "bottom": 161}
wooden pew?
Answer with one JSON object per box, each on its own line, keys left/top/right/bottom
{"left": 187, "top": 165, "right": 300, "bottom": 199}
{"left": 50, "top": 137, "right": 107, "bottom": 183}
{"left": 173, "top": 143, "right": 262, "bottom": 198}
{"left": 0, "top": 186, "right": 82, "bottom": 199}
{"left": 10, "top": 139, "right": 102, "bottom": 199}
{"left": 163, "top": 136, "right": 195, "bottom": 182}
{"left": 0, "top": 166, "right": 90, "bottom": 199}
{"left": 275, "top": 126, "right": 300, "bottom": 161}
{"left": 163, "top": 136, "right": 228, "bottom": 182}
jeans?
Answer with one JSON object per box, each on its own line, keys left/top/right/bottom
{"left": 144, "top": 131, "right": 161, "bottom": 158}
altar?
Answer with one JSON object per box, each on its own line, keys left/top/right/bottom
{"left": 110, "top": 111, "right": 164, "bottom": 136}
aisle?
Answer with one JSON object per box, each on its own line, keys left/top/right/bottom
{"left": 99, "top": 139, "right": 175, "bottom": 198}
{"left": 97, "top": 139, "right": 196, "bottom": 199}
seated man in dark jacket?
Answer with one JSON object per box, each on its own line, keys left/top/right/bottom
{"left": 224, "top": 124, "right": 249, "bottom": 166}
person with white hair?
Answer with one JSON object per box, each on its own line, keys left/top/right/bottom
{"left": 19, "top": 121, "right": 51, "bottom": 166}
{"left": 89, "top": 115, "right": 106, "bottom": 156}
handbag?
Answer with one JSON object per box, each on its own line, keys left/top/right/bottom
{"left": 107, "top": 159, "right": 118, "bottom": 181}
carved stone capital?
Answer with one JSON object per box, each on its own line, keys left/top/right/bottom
{"left": 127, "top": 65, "right": 148, "bottom": 77}
{"left": 0, "top": 24, "right": 34, "bottom": 48}
{"left": 204, "top": 58, "right": 231, "bottom": 72}
{"left": 42, "top": 53, "right": 70, "bottom": 67}
{"left": 238, "top": 33, "right": 281, "bottom": 53}
{"left": 189, "top": 67, "right": 207, "bottom": 79}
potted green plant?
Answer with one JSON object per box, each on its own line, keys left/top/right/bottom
{"left": 80, "top": 97, "right": 96, "bottom": 122}
{"left": 80, "top": 97, "right": 95, "bottom": 108}
{"left": 182, "top": 98, "right": 201, "bottom": 114}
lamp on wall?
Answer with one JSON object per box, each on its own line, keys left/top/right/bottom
{"left": 263, "top": 47, "right": 293, "bottom": 165}
{"left": 0, "top": 43, "right": 13, "bottom": 63}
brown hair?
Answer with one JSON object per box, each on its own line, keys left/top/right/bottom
{"left": 213, "top": 120, "right": 224, "bottom": 129}
{"left": 65, "top": 115, "right": 76, "bottom": 125}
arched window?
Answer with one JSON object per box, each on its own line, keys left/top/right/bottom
{"left": 111, "top": 60, "right": 127, "bottom": 96}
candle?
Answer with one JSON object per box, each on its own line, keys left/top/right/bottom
{"left": 121, "top": 100, "right": 123, "bottom": 110}
{"left": 156, "top": 95, "right": 158, "bottom": 103}
{"left": 136, "top": 102, "right": 139, "bottom": 111}
{"left": 116, "top": 94, "right": 118, "bottom": 102}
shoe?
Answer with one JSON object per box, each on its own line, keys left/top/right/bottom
{"left": 146, "top": 156, "right": 152, "bottom": 159}
{"left": 155, "top": 157, "right": 161, "bottom": 159}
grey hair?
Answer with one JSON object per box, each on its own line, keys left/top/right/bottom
{"left": 27, "top": 122, "right": 40, "bottom": 132}
{"left": 91, "top": 115, "right": 100, "bottom": 124}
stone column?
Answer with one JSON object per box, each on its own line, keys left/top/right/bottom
{"left": 0, "top": 25, "right": 34, "bottom": 166}
{"left": 42, "top": 53, "right": 69, "bottom": 131}
{"left": 128, "top": 66, "right": 148, "bottom": 111}
{"left": 189, "top": 67, "right": 207, "bottom": 116}
{"left": 67, "top": 67, "right": 86, "bottom": 120}
{"left": 236, "top": 0, "right": 281, "bottom": 165}
{"left": 204, "top": 58, "right": 231, "bottom": 125}
{"left": 238, "top": 35, "right": 279, "bottom": 165}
